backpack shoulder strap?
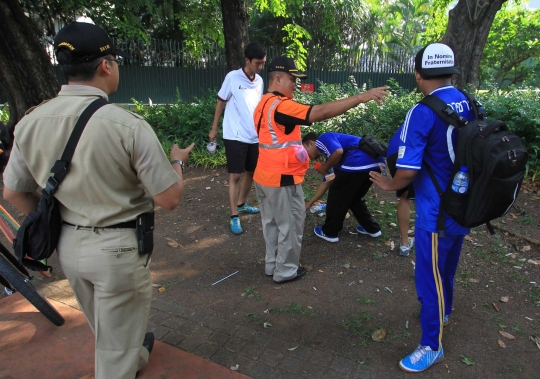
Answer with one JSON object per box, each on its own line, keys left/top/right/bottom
{"left": 419, "top": 95, "right": 468, "bottom": 129}
{"left": 46, "top": 98, "right": 108, "bottom": 195}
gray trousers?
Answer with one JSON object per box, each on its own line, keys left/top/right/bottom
{"left": 255, "top": 183, "right": 305, "bottom": 282}
{"left": 58, "top": 224, "right": 152, "bottom": 379}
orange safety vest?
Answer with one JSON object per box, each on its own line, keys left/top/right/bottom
{"left": 253, "top": 93, "right": 310, "bottom": 187}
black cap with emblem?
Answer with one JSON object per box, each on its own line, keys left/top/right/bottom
{"left": 267, "top": 56, "right": 307, "bottom": 79}
{"left": 54, "top": 22, "right": 131, "bottom": 64}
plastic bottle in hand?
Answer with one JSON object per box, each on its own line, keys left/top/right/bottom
{"left": 310, "top": 203, "right": 327, "bottom": 213}
{"left": 451, "top": 166, "right": 469, "bottom": 194}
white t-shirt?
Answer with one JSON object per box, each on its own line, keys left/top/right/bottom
{"left": 218, "top": 68, "right": 263, "bottom": 144}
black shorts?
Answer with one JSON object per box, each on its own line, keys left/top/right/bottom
{"left": 387, "top": 153, "right": 415, "bottom": 200}
{"left": 223, "top": 139, "right": 259, "bottom": 173}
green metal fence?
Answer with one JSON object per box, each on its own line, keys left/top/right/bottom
{"left": 1, "top": 38, "right": 417, "bottom": 104}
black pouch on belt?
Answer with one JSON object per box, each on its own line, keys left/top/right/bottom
{"left": 137, "top": 212, "right": 154, "bottom": 261}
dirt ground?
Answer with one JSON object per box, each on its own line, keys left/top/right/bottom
{"left": 2, "top": 165, "right": 540, "bottom": 378}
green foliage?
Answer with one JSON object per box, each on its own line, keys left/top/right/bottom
{"left": 135, "top": 81, "right": 540, "bottom": 176}
{"left": 295, "top": 77, "right": 422, "bottom": 143}
{"left": 476, "top": 88, "right": 540, "bottom": 178}
{"left": 0, "top": 104, "right": 9, "bottom": 124}
{"left": 481, "top": 7, "right": 540, "bottom": 89}
{"left": 133, "top": 90, "right": 225, "bottom": 168}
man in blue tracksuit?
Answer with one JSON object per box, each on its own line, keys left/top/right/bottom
{"left": 303, "top": 132, "right": 384, "bottom": 243}
{"left": 370, "top": 43, "right": 475, "bottom": 373}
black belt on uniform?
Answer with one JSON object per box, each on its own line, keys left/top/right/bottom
{"left": 63, "top": 220, "right": 137, "bottom": 229}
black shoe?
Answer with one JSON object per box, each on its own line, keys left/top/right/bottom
{"left": 273, "top": 267, "right": 307, "bottom": 284}
{"left": 143, "top": 332, "right": 155, "bottom": 354}
{"left": 136, "top": 332, "right": 155, "bottom": 378}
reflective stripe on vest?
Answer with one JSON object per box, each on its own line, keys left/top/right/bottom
{"left": 260, "top": 98, "right": 302, "bottom": 149}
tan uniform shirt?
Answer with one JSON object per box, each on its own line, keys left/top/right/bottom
{"left": 3, "top": 85, "right": 179, "bottom": 226}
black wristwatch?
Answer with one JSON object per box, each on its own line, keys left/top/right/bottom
{"left": 170, "top": 159, "right": 185, "bottom": 173}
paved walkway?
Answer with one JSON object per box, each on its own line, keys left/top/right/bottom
{"left": 16, "top": 277, "right": 403, "bottom": 379}
{"left": 0, "top": 293, "right": 249, "bottom": 379}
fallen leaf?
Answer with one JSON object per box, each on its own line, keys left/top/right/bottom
{"left": 510, "top": 213, "right": 517, "bottom": 219}
{"left": 468, "top": 278, "right": 480, "bottom": 283}
{"left": 492, "top": 302, "right": 499, "bottom": 312}
{"left": 498, "top": 339, "right": 506, "bottom": 348}
{"left": 528, "top": 259, "right": 540, "bottom": 265}
{"left": 263, "top": 322, "right": 272, "bottom": 329}
{"left": 389, "top": 222, "right": 397, "bottom": 227}
{"left": 385, "top": 240, "right": 392, "bottom": 246}
{"left": 165, "top": 237, "right": 180, "bottom": 248}
{"left": 500, "top": 296, "right": 509, "bottom": 303}
{"left": 465, "top": 235, "right": 472, "bottom": 241}
{"left": 379, "top": 201, "right": 385, "bottom": 205}
{"left": 308, "top": 306, "right": 313, "bottom": 309}
{"left": 371, "top": 193, "right": 378, "bottom": 198}
{"left": 303, "top": 265, "right": 313, "bottom": 271}
{"left": 345, "top": 212, "right": 350, "bottom": 219}
{"left": 342, "top": 263, "right": 350, "bottom": 269}
{"left": 499, "top": 331, "right": 516, "bottom": 340}
{"left": 318, "top": 270, "right": 324, "bottom": 273}
{"left": 407, "top": 229, "right": 414, "bottom": 235}
{"left": 288, "top": 346, "right": 299, "bottom": 351}
{"left": 230, "top": 364, "right": 239, "bottom": 371}
{"left": 530, "top": 335, "right": 540, "bottom": 349}
{"left": 372, "top": 329, "right": 386, "bottom": 342}
{"left": 158, "top": 287, "right": 166, "bottom": 292}
{"left": 367, "top": 242, "right": 375, "bottom": 246}
{"left": 374, "top": 210, "right": 383, "bottom": 214}
{"left": 390, "top": 241, "right": 395, "bottom": 250}
{"left": 521, "top": 245, "right": 531, "bottom": 252}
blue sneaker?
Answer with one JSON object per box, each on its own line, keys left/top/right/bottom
{"left": 237, "top": 203, "right": 260, "bottom": 214}
{"left": 314, "top": 226, "right": 339, "bottom": 243}
{"left": 230, "top": 217, "right": 243, "bottom": 234}
{"left": 399, "top": 345, "right": 444, "bottom": 373}
{"left": 356, "top": 225, "right": 382, "bottom": 238}
{"left": 443, "top": 314, "right": 449, "bottom": 326}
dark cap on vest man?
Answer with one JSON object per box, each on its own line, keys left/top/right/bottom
{"left": 54, "top": 22, "right": 131, "bottom": 64}
{"left": 415, "top": 43, "right": 460, "bottom": 77}
{"left": 267, "top": 56, "right": 307, "bottom": 79}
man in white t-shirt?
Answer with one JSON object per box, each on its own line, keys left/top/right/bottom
{"left": 209, "top": 42, "right": 266, "bottom": 234}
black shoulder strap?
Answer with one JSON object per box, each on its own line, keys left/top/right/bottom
{"left": 45, "top": 98, "right": 108, "bottom": 195}
{"left": 419, "top": 95, "right": 469, "bottom": 129}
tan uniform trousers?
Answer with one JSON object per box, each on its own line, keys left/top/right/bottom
{"left": 58, "top": 224, "right": 152, "bottom": 379}
{"left": 255, "top": 183, "right": 305, "bottom": 282}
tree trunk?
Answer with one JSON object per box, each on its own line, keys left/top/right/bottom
{"left": 220, "top": 0, "right": 249, "bottom": 71}
{"left": 0, "top": 0, "right": 59, "bottom": 134}
{"left": 442, "top": 0, "right": 507, "bottom": 89}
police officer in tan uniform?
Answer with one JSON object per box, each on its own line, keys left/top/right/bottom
{"left": 3, "top": 22, "right": 193, "bottom": 378}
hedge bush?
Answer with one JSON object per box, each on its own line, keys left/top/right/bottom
{"left": 135, "top": 82, "right": 540, "bottom": 177}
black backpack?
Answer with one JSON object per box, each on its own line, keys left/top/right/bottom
{"left": 420, "top": 92, "right": 528, "bottom": 236}
{"left": 345, "top": 135, "right": 388, "bottom": 158}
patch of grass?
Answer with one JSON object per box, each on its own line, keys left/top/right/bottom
{"left": 246, "top": 313, "right": 264, "bottom": 325}
{"left": 337, "top": 272, "right": 345, "bottom": 278}
{"left": 340, "top": 311, "right": 372, "bottom": 343}
{"left": 460, "top": 355, "right": 475, "bottom": 365}
{"left": 243, "top": 286, "right": 264, "bottom": 301}
{"left": 509, "top": 364, "right": 523, "bottom": 372}
{"left": 456, "top": 268, "right": 473, "bottom": 288}
{"left": 270, "top": 303, "right": 315, "bottom": 318}
{"left": 391, "top": 327, "right": 412, "bottom": 340}
{"left": 517, "top": 215, "right": 536, "bottom": 225}
{"left": 358, "top": 295, "right": 375, "bottom": 305}
{"left": 510, "top": 273, "right": 528, "bottom": 284}
{"left": 486, "top": 311, "right": 506, "bottom": 329}
{"left": 528, "top": 287, "right": 540, "bottom": 307}
{"left": 510, "top": 323, "right": 525, "bottom": 336}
